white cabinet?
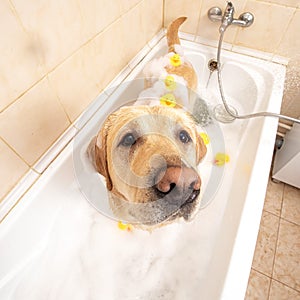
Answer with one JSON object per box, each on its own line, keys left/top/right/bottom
{"left": 272, "top": 122, "right": 300, "bottom": 188}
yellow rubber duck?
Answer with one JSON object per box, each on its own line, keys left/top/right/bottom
{"left": 199, "top": 132, "right": 210, "bottom": 145}
{"left": 164, "top": 75, "right": 177, "bottom": 91}
{"left": 118, "top": 221, "right": 133, "bottom": 232}
{"left": 170, "top": 54, "right": 182, "bottom": 67}
{"left": 214, "top": 152, "right": 230, "bottom": 166}
{"left": 160, "top": 93, "right": 176, "bottom": 107}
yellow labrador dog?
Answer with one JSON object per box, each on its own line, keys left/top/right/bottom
{"left": 89, "top": 18, "right": 206, "bottom": 227}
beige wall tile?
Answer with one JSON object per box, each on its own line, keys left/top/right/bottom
{"left": 0, "top": 78, "right": 70, "bottom": 166}
{"left": 245, "top": 268, "right": 271, "bottom": 300}
{"left": 120, "top": 0, "right": 142, "bottom": 14}
{"left": 11, "top": 0, "right": 86, "bottom": 71}
{"left": 276, "top": 9, "right": 300, "bottom": 59}
{"left": 141, "top": 0, "right": 163, "bottom": 43}
{"left": 235, "top": 1, "right": 295, "bottom": 53}
{"left": 120, "top": 1, "right": 158, "bottom": 65}
{"left": 0, "top": 139, "right": 29, "bottom": 200}
{"left": 269, "top": 280, "right": 300, "bottom": 299}
{"left": 258, "top": 0, "right": 300, "bottom": 8}
{"left": 273, "top": 219, "right": 300, "bottom": 290}
{"left": 120, "top": 3, "right": 145, "bottom": 63}
{"left": 252, "top": 211, "right": 280, "bottom": 276}
{"left": 0, "top": 0, "right": 45, "bottom": 111}
{"left": 48, "top": 43, "right": 102, "bottom": 122}
{"left": 164, "top": 0, "right": 202, "bottom": 35}
{"left": 77, "top": 0, "right": 121, "bottom": 39}
{"left": 88, "top": 18, "right": 128, "bottom": 91}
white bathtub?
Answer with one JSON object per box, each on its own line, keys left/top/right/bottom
{"left": 0, "top": 36, "right": 286, "bottom": 299}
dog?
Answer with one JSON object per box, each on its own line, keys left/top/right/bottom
{"left": 89, "top": 17, "right": 207, "bottom": 228}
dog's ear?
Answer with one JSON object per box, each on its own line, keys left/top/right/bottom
{"left": 95, "top": 128, "right": 113, "bottom": 191}
{"left": 196, "top": 132, "right": 207, "bottom": 164}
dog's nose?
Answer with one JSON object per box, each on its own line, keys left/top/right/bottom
{"left": 155, "top": 166, "right": 201, "bottom": 195}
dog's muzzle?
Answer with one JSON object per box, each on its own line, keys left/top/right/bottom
{"left": 153, "top": 165, "right": 201, "bottom": 211}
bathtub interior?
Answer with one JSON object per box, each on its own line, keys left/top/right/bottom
{"left": 0, "top": 38, "right": 286, "bottom": 300}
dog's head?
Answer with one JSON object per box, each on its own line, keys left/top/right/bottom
{"left": 93, "top": 105, "right": 206, "bottom": 227}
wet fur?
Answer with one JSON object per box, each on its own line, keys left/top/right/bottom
{"left": 90, "top": 18, "right": 206, "bottom": 227}
{"left": 92, "top": 106, "right": 206, "bottom": 227}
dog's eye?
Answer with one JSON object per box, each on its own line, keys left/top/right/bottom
{"left": 119, "top": 133, "right": 136, "bottom": 147}
{"left": 179, "top": 130, "right": 191, "bottom": 144}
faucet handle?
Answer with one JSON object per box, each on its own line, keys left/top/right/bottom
{"left": 225, "top": 1, "right": 233, "bottom": 11}
{"left": 207, "top": 7, "right": 222, "bottom": 22}
{"left": 238, "top": 12, "right": 254, "bottom": 27}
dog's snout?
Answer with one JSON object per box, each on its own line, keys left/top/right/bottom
{"left": 155, "top": 166, "right": 201, "bottom": 195}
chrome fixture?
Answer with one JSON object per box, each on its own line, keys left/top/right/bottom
{"left": 210, "top": 5, "right": 300, "bottom": 124}
{"left": 208, "top": 2, "right": 254, "bottom": 33}
{"left": 207, "top": 3, "right": 300, "bottom": 124}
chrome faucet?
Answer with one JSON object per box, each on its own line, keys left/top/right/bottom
{"left": 219, "top": 2, "right": 235, "bottom": 33}
{"left": 208, "top": 2, "right": 254, "bottom": 33}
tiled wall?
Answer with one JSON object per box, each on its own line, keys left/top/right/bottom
{"left": 0, "top": 0, "right": 163, "bottom": 202}
{"left": 164, "top": 0, "right": 300, "bottom": 119}
{"left": 1, "top": 0, "right": 299, "bottom": 204}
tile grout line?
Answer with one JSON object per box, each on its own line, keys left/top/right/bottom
{"left": 251, "top": 267, "right": 272, "bottom": 280}
{"left": 250, "top": 225, "right": 300, "bottom": 296}
{"left": 248, "top": 267, "right": 272, "bottom": 299}
{"left": 0, "top": 137, "right": 30, "bottom": 168}
{"left": 248, "top": 208, "right": 278, "bottom": 279}
{"left": 0, "top": 171, "right": 40, "bottom": 224}
{"left": 46, "top": 75, "right": 72, "bottom": 125}
{"left": 268, "top": 216, "right": 280, "bottom": 298}
{"left": 7, "top": 0, "right": 27, "bottom": 33}
{"left": 280, "top": 216, "right": 300, "bottom": 227}
{"left": 32, "top": 124, "right": 78, "bottom": 174}
{"left": 262, "top": 208, "right": 280, "bottom": 218}
{"left": 271, "top": 277, "right": 300, "bottom": 294}
{"left": 279, "top": 183, "right": 300, "bottom": 226}
{"left": 0, "top": 169, "right": 38, "bottom": 211}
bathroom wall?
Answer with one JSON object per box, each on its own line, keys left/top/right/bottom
{"left": 164, "top": 0, "right": 300, "bottom": 119}
{"left": 0, "top": 0, "right": 163, "bottom": 202}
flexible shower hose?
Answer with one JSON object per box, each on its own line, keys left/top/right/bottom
{"left": 216, "top": 31, "right": 300, "bottom": 124}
